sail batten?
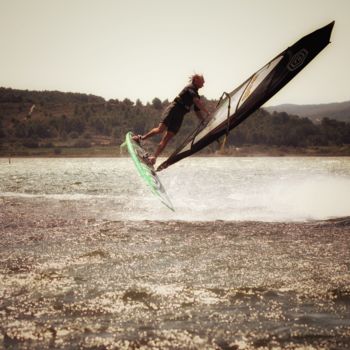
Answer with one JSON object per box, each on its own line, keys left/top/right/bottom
{"left": 157, "top": 21, "right": 334, "bottom": 172}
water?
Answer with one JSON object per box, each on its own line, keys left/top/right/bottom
{"left": 1, "top": 157, "right": 350, "bottom": 221}
{"left": 1, "top": 157, "right": 350, "bottom": 349}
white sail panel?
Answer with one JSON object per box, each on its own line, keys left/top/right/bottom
{"left": 238, "top": 55, "right": 283, "bottom": 108}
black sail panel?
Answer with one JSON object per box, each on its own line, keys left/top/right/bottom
{"left": 157, "top": 21, "right": 334, "bottom": 171}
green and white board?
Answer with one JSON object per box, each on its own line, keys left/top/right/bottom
{"left": 121, "top": 132, "right": 174, "bottom": 211}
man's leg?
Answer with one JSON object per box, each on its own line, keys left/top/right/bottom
{"left": 148, "top": 131, "right": 175, "bottom": 164}
{"left": 133, "top": 123, "right": 166, "bottom": 142}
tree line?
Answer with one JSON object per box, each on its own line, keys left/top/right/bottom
{"left": 0, "top": 88, "right": 349, "bottom": 152}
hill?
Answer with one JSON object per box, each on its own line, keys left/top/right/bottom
{"left": 0, "top": 87, "right": 350, "bottom": 157}
{"left": 264, "top": 101, "right": 350, "bottom": 123}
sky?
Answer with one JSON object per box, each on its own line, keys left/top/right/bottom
{"left": 0, "top": 0, "right": 349, "bottom": 106}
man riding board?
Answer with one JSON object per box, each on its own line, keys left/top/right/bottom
{"left": 133, "top": 74, "right": 210, "bottom": 165}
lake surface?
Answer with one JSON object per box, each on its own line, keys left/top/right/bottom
{"left": 1, "top": 157, "right": 350, "bottom": 349}
{"left": 1, "top": 157, "right": 350, "bottom": 221}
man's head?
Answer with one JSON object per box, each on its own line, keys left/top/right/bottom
{"left": 190, "top": 74, "right": 205, "bottom": 89}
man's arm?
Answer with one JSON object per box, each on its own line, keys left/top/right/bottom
{"left": 193, "top": 97, "right": 210, "bottom": 121}
{"left": 195, "top": 110, "right": 206, "bottom": 122}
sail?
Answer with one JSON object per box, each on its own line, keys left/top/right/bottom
{"left": 157, "top": 21, "right": 334, "bottom": 171}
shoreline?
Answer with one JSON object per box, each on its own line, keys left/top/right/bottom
{"left": 1, "top": 144, "right": 350, "bottom": 158}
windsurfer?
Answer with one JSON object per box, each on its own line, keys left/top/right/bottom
{"left": 133, "top": 74, "right": 211, "bottom": 165}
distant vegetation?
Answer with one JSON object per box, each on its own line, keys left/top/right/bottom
{"left": 0, "top": 87, "right": 349, "bottom": 156}
{"left": 264, "top": 101, "right": 350, "bottom": 124}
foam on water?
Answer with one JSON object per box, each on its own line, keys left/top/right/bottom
{"left": 1, "top": 157, "right": 350, "bottom": 221}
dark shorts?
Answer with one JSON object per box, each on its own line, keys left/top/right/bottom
{"left": 160, "top": 102, "right": 187, "bottom": 134}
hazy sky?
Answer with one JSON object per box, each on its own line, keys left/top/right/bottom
{"left": 0, "top": 0, "right": 349, "bottom": 105}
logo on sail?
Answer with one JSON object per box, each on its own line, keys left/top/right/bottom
{"left": 287, "top": 49, "right": 308, "bottom": 71}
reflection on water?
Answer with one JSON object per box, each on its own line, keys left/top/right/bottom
{"left": 0, "top": 157, "right": 350, "bottom": 221}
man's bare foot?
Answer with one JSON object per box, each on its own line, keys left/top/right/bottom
{"left": 148, "top": 156, "right": 156, "bottom": 165}
{"left": 132, "top": 135, "right": 142, "bottom": 144}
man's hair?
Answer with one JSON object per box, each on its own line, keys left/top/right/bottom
{"left": 189, "top": 74, "right": 204, "bottom": 84}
